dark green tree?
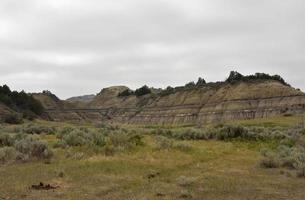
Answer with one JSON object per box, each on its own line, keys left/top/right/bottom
{"left": 196, "top": 77, "right": 206, "bottom": 86}
{"left": 185, "top": 81, "right": 196, "bottom": 88}
{"left": 226, "top": 71, "right": 244, "bottom": 83}
{"left": 134, "top": 85, "right": 151, "bottom": 96}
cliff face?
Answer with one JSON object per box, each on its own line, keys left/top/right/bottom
{"left": 35, "top": 81, "right": 305, "bottom": 125}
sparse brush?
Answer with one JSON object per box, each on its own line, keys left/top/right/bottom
{"left": 150, "top": 124, "right": 305, "bottom": 144}
{"left": 174, "top": 142, "right": 193, "bottom": 152}
{"left": 0, "top": 133, "right": 14, "bottom": 147}
{"left": 14, "top": 137, "right": 53, "bottom": 159}
{"left": 62, "top": 129, "right": 89, "bottom": 146}
{"left": 96, "top": 123, "right": 120, "bottom": 131}
{"left": 0, "top": 147, "right": 17, "bottom": 164}
{"left": 56, "top": 126, "right": 75, "bottom": 139}
{"left": 22, "top": 124, "right": 55, "bottom": 135}
{"left": 155, "top": 136, "right": 173, "bottom": 150}
{"left": 260, "top": 145, "right": 305, "bottom": 170}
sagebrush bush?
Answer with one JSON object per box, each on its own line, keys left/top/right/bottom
{"left": 260, "top": 145, "right": 305, "bottom": 170}
{"left": 56, "top": 128, "right": 108, "bottom": 148}
{"left": 173, "top": 128, "right": 208, "bottom": 140}
{"left": 0, "top": 147, "right": 17, "bottom": 163}
{"left": 150, "top": 125, "right": 304, "bottom": 142}
{"left": 63, "top": 130, "right": 89, "bottom": 146}
{"left": 14, "top": 137, "right": 53, "bottom": 159}
{"left": 0, "top": 133, "right": 14, "bottom": 147}
{"left": 155, "top": 136, "right": 173, "bottom": 150}
{"left": 56, "top": 126, "right": 75, "bottom": 139}
{"left": 107, "top": 131, "right": 138, "bottom": 151}
{"left": 95, "top": 123, "right": 120, "bottom": 131}
{"left": 53, "top": 140, "right": 68, "bottom": 149}
{"left": 0, "top": 133, "right": 45, "bottom": 164}
{"left": 3, "top": 113, "right": 23, "bottom": 124}
{"left": 91, "top": 131, "right": 107, "bottom": 147}
{"left": 23, "top": 124, "right": 55, "bottom": 135}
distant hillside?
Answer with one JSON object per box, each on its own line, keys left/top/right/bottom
{"left": 34, "top": 71, "right": 305, "bottom": 124}
{"left": 66, "top": 94, "right": 95, "bottom": 103}
{"left": 0, "top": 85, "right": 44, "bottom": 122}
{"left": 32, "top": 91, "right": 78, "bottom": 110}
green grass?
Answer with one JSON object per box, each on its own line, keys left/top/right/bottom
{"left": 0, "top": 118, "right": 305, "bottom": 199}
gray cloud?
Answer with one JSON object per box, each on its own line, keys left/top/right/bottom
{"left": 0, "top": 0, "right": 304, "bottom": 99}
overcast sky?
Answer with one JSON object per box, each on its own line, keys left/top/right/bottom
{"left": 0, "top": 0, "right": 304, "bottom": 99}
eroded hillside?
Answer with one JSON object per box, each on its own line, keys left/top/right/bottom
{"left": 34, "top": 79, "right": 305, "bottom": 125}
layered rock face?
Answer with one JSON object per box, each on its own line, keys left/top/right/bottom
{"left": 35, "top": 81, "right": 305, "bottom": 125}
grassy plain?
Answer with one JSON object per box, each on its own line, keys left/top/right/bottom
{"left": 0, "top": 116, "right": 305, "bottom": 200}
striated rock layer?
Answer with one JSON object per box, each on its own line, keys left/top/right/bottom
{"left": 34, "top": 81, "right": 305, "bottom": 125}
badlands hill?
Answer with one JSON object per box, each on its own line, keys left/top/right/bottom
{"left": 66, "top": 94, "right": 95, "bottom": 103}
{"left": 32, "top": 72, "right": 305, "bottom": 125}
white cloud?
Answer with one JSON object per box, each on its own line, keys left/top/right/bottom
{"left": 17, "top": 50, "right": 99, "bottom": 66}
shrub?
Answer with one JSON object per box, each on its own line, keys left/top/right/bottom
{"left": 260, "top": 148, "right": 280, "bottom": 168}
{"left": 260, "top": 145, "right": 305, "bottom": 170}
{"left": 95, "top": 123, "right": 120, "bottom": 134}
{"left": 151, "top": 128, "right": 173, "bottom": 137}
{"left": 150, "top": 125, "right": 303, "bottom": 142}
{"left": 173, "top": 128, "right": 209, "bottom": 140}
{"left": 118, "top": 89, "right": 134, "bottom": 97}
{"left": 215, "top": 125, "right": 248, "bottom": 140}
{"left": 107, "top": 132, "right": 132, "bottom": 151}
{"left": 100, "top": 131, "right": 144, "bottom": 155}
{"left": 128, "top": 134, "right": 144, "bottom": 146}
{"left": 155, "top": 136, "right": 173, "bottom": 150}
{"left": 3, "top": 113, "right": 23, "bottom": 124}
{"left": 56, "top": 126, "right": 75, "bottom": 139}
{"left": 0, "top": 147, "right": 17, "bottom": 163}
{"left": 23, "top": 124, "right": 55, "bottom": 135}
{"left": 0, "top": 133, "right": 14, "bottom": 147}
{"left": 14, "top": 137, "right": 53, "bottom": 159}
{"left": 57, "top": 128, "right": 107, "bottom": 148}
{"left": 63, "top": 130, "right": 89, "bottom": 146}
{"left": 92, "top": 132, "right": 107, "bottom": 147}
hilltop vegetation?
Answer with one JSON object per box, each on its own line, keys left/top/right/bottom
{"left": 118, "top": 71, "right": 290, "bottom": 98}
{"left": 226, "top": 71, "right": 290, "bottom": 86}
{"left": 0, "top": 85, "right": 44, "bottom": 123}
